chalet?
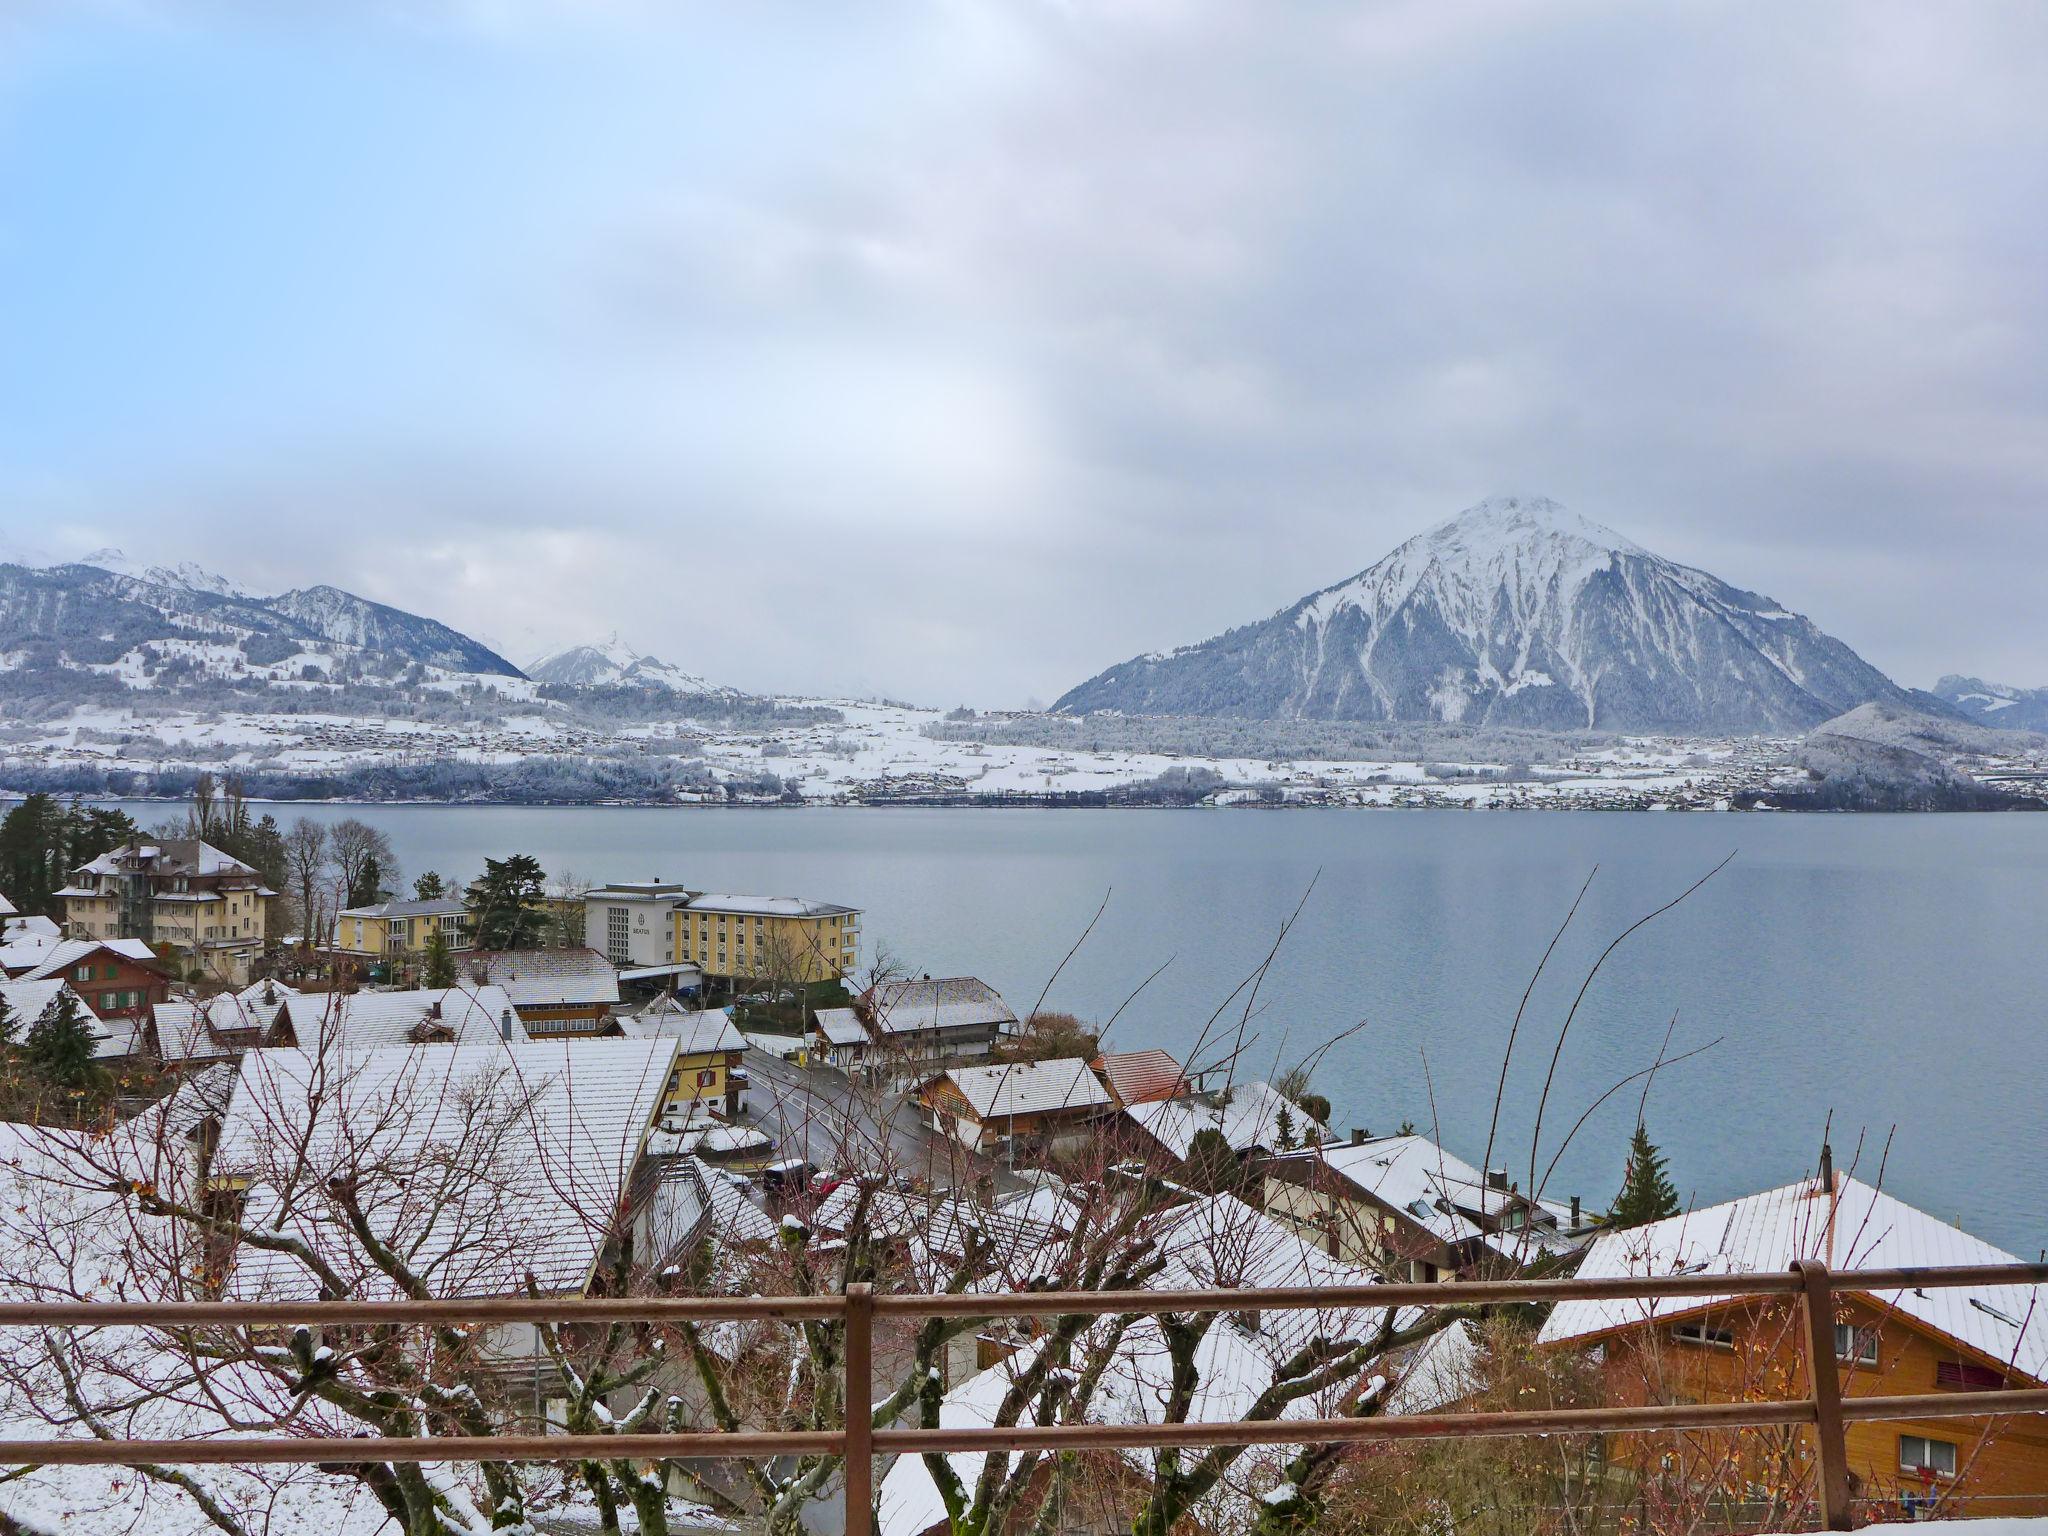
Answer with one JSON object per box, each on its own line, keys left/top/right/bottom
{"left": 852, "top": 976, "right": 1019, "bottom": 1071}
{"left": 615, "top": 997, "right": 747, "bottom": 1116}
{"left": 1121, "top": 1078, "right": 1324, "bottom": 1167}
{"left": 1538, "top": 1163, "right": 2048, "bottom": 1520}
{"left": 465, "top": 947, "right": 619, "bottom": 1036}
{"left": 2, "top": 937, "right": 173, "bottom": 1023}
{"left": 1263, "top": 1131, "right": 1579, "bottom": 1282}
{"left": 915, "top": 1057, "right": 1112, "bottom": 1158}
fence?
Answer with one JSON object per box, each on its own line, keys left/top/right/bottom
{"left": 3, "top": 1260, "right": 2046, "bottom": 1533}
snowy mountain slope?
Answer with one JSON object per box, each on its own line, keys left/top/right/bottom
{"left": 0, "top": 553, "right": 524, "bottom": 694}
{"left": 1056, "top": 495, "right": 1922, "bottom": 733}
{"left": 527, "top": 634, "right": 727, "bottom": 694}
{"left": 1932, "top": 675, "right": 2048, "bottom": 732}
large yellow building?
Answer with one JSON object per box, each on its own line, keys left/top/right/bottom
{"left": 669, "top": 893, "right": 859, "bottom": 985}
{"left": 330, "top": 899, "right": 474, "bottom": 963}
{"left": 59, "top": 839, "right": 275, "bottom": 985}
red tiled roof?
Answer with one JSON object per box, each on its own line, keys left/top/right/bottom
{"left": 1094, "top": 1048, "right": 1188, "bottom": 1107}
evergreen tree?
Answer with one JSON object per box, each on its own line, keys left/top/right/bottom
{"left": 465, "top": 855, "right": 548, "bottom": 949}
{"left": 0, "top": 989, "right": 14, "bottom": 1049}
{"left": 26, "top": 990, "right": 100, "bottom": 1090}
{"left": 1182, "top": 1126, "right": 1252, "bottom": 1198}
{"left": 422, "top": 927, "right": 458, "bottom": 988}
{"left": 1609, "top": 1120, "right": 1680, "bottom": 1229}
{"left": 348, "top": 853, "right": 387, "bottom": 909}
{"left": 413, "top": 870, "right": 447, "bottom": 900}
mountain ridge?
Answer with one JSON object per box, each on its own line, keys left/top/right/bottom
{"left": 1056, "top": 495, "right": 1926, "bottom": 734}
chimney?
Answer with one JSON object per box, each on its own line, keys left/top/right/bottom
{"left": 1486, "top": 1167, "right": 1509, "bottom": 1192}
{"left": 1569, "top": 1194, "right": 1582, "bottom": 1228}
{"left": 1350, "top": 1128, "right": 1366, "bottom": 1146}
{"left": 1818, "top": 1141, "right": 1834, "bottom": 1193}
{"left": 500, "top": 1008, "right": 515, "bottom": 1041}
{"left": 426, "top": 999, "right": 441, "bottom": 1021}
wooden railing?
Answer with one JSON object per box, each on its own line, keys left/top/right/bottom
{"left": 2, "top": 1261, "right": 2045, "bottom": 1532}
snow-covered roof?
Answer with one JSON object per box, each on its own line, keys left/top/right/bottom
{"left": 813, "top": 1006, "right": 870, "bottom": 1046}
{"left": 928, "top": 1057, "right": 1112, "bottom": 1122}
{"left": 73, "top": 838, "right": 261, "bottom": 880}
{"left": 684, "top": 892, "right": 857, "bottom": 918}
{"left": 334, "top": 896, "right": 469, "bottom": 919}
{"left": 149, "top": 1000, "right": 234, "bottom": 1064}
{"left": 466, "top": 946, "right": 620, "bottom": 1010}
{"left": 1280, "top": 1133, "right": 1574, "bottom": 1265}
{"left": 0, "top": 913, "right": 61, "bottom": 947}
{"left": 808, "top": 1183, "right": 1066, "bottom": 1269}
{"left": 1540, "top": 1173, "right": 2048, "bottom": 1384}
{"left": 1095, "top": 1048, "right": 1188, "bottom": 1107}
{"left": 215, "top": 1037, "right": 679, "bottom": 1300}
{"left": 614, "top": 1005, "right": 745, "bottom": 1056}
{"left": 1125, "top": 1079, "right": 1322, "bottom": 1160}
{"left": 0, "top": 892, "right": 14, "bottom": 916}
{"left": 14, "top": 936, "right": 166, "bottom": 982}
{"left": 279, "top": 983, "right": 529, "bottom": 1050}
{"left": 868, "top": 976, "right": 1016, "bottom": 1037}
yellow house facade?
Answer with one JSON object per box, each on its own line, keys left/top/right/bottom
{"left": 330, "top": 899, "right": 473, "bottom": 961}
{"left": 670, "top": 893, "right": 859, "bottom": 984}
{"left": 59, "top": 839, "right": 275, "bottom": 985}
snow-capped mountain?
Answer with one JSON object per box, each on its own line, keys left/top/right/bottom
{"left": 528, "top": 634, "right": 726, "bottom": 694}
{"left": 1932, "top": 676, "right": 2048, "bottom": 733}
{"left": 1055, "top": 495, "right": 1922, "bottom": 733}
{"left": 0, "top": 551, "right": 525, "bottom": 694}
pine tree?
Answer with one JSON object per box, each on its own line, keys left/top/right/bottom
{"left": 26, "top": 989, "right": 99, "bottom": 1090}
{"left": 422, "top": 927, "right": 458, "bottom": 989}
{"left": 0, "top": 989, "right": 14, "bottom": 1049}
{"left": 465, "top": 855, "right": 548, "bottom": 949}
{"left": 1609, "top": 1119, "right": 1680, "bottom": 1229}
{"left": 413, "top": 870, "right": 447, "bottom": 900}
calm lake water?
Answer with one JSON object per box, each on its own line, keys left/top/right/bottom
{"left": 102, "top": 803, "right": 2048, "bottom": 1255}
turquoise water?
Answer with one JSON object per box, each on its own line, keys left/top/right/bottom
{"left": 101, "top": 803, "right": 2048, "bottom": 1255}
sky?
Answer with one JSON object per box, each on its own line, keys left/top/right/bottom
{"left": 2, "top": 1, "right": 2045, "bottom": 706}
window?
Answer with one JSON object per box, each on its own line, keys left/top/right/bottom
{"left": 1899, "top": 1435, "right": 1956, "bottom": 1476}
{"left": 1670, "top": 1321, "right": 1735, "bottom": 1349}
{"left": 1835, "top": 1323, "right": 1878, "bottom": 1364}
{"left": 75, "top": 964, "right": 92, "bottom": 982}
{"left": 1935, "top": 1360, "right": 2006, "bottom": 1391}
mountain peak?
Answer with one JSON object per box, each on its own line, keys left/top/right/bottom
{"left": 1056, "top": 496, "right": 1916, "bottom": 732}
{"left": 1422, "top": 495, "right": 1643, "bottom": 557}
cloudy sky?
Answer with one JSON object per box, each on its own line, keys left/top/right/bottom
{"left": 2, "top": 1, "right": 2044, "bottom": 705}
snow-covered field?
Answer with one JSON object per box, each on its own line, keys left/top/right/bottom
{"left": 0, "top": 697, "right": 1820, "bottom": 809}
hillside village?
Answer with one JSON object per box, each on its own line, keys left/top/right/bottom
{"left": 0, "top": 799, "right": 2042, "bottom": 1536}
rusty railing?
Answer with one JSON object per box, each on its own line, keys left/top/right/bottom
{"left": 2, "top": 1261, "right": 2046, "bottom": 1533}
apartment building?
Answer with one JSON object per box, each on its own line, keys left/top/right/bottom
{"left": 330, "top": 898, "right": 473, "bottom": 963}
{"left": 58, "top": 840, "right": 275, "bottom": 985}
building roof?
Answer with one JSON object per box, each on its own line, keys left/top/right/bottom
{"left": 0, "top": 914, "right": 61, "bottom": 947}
{"left": 71, "top": 839, "right": 262, "bottom": 881}
{"left": 465, "top": 947, "right": 620, "bottom": 1010}
{"left": 613, "top": 1005, "right": 745, "bottom": 1057}
{"left": 869, "top": 976, "right": 1017, "bottom": 1038}
{"left": 278, "top": 984, "right": 530, "bottom": 1051}
{"left": 215, "top": 1037, "right": 680, "bottom": 1300}
{"left": 1280, "top": 1133, "right": 1573, "bottom": 1265}
{"left": 1539, "top": 1172, "right": 2048, "bottom": 1384}
{"left": 587, "top": 881, "right": 693, "bottom": 902}
{"left": 334, "top": 897, "right": 469, "bottom": 920}
{"left": 813, "top": 1006, "right": 870, "bottom": 1047}
{"left": 1125, "top": 1079, "right": 1325, "bottom": 1161}
{"left": 683, "top": 892, "right": 857, "bottom": 918}
{"left": 0, "top": 893, "right": 13, "bottom": 917}
{"left": 1095, "top": 1048, "right": 1188, "bottom": 1107}
{"left": 14, "top": 937, "right": 167, "bottom": 983}
{"left": 927, "top": 1057, "right": 1112, "bottom": 1122}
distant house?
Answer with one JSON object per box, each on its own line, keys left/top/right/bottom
{"left": 1120, "top": 1079, "right": 1324, "bottom": 1169}
{"left": 1094, "top": 1048, "right": 1189, "bottom": 1108}
{"left": 615, "top": 996, "right": 747, "bottom": 1116}
{"left": 1540, "top": 1165, "right": 2048, "bottom": 1520}
{"left": 56, "top": 839, "right": 275, "bottom": 984}
{"left": 1263, "top": 1132, "right": 1579, "bottom": 1282}
{"left": 270, "top": 984, "right": 529, "bottom": 1051}
{"left": 465, "top": 947, "right": 619, "bottom": 1036}
{"left": 861, "top": 977, "right": 1018, "bottom": 1068}
{"left": 1, "top": 936, "right": 172, "bottom": 1022}
{"left": 329, "top": 898, "right": 472, "bottom": 964}
{"left": 915, "top": 1058, "right": 1113, "bottom": 1158}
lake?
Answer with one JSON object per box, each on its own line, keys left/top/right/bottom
{"left": 101, "top": 802, "right": 2048, "bottom": 1255}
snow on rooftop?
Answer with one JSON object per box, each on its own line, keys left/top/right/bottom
{"left": 931, "top": 1057, "right": 1112, "bottom": 1121}
{"left": 1540, "top": 1172, "right": 2048, "bottom": 1384}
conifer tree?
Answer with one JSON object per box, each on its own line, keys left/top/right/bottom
{"left": 422, "top": 926, "right": 458, "bottom": 989}
{"left": 1609, "top": 1119, "right": 1680, "bottom": 1229}
{"left": 0, "top": 989, "right": 13, "bottom": 1049}
{"left": 26, "top": 989, "right": 99, "bottom": 1090}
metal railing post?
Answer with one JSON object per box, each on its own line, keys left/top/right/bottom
{"left": 844, "top": 1282, "right": 874, "bottom": 1536}
{"left": 1794, "top": 1260, "right": 1856, "bottom": 1530}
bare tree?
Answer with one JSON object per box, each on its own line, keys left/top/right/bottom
{"left": 282, "top": 817, "right": 330, "bottom": 951}
{"left": 326, "top": 818, "right": 399, "bottom": 911}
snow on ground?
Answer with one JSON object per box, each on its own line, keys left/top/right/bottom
{"left": 0, "top": 695, "right": 1844, "bottom": 808}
